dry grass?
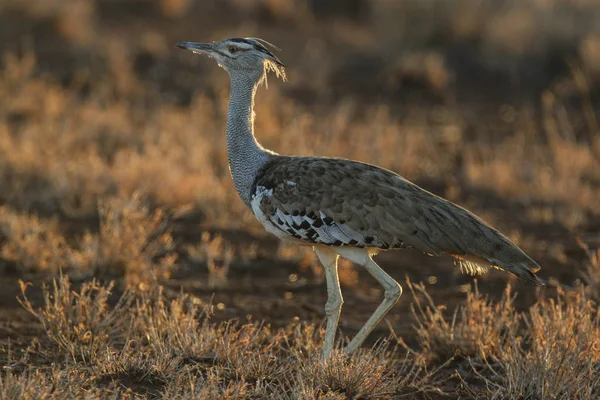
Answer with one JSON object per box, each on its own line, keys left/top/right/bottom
{"left": 478, "top": 289, "right": 600, "bottom": 399}
{"left": 17, "top": 276, "right": 133, "bottom": 364}
{"left": 71, "top": 194, "right": 177, "bottom": 285}
{"left": 409, "top": 280, "right": 518, "bottom": 362}
{"left": 10, "top": 276, "right": 443, "bottom": 399}
{"left": 0, "top": 367, "right": 127, "bottom": 400}
{"left": 407, "top": 281, "right": 600, "bottom": 398}
{"left": 288, "top": 350, "right": 441, "bottom": 399}
{"left": 10, "top": 275, "right": 600, "bottom": 398}
{"left": 577, "top": 238, "right": 600, "bottom": 300}
{"left": 0, "top": 206, "right": 69, "bottom": 275}
{"left": 0, "top": 16, "right": 598, "bottom": 229}
{"left": 0, "top": 0, "right": 599, "bottom": 398}
{"left": 1, "top": 194, "right": 176, "bottom": 286}
{"left": 186, "top": 233, "right": 233, "bottom": 289}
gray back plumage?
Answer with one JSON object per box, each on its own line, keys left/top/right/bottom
{"left": 252, "top": 156, "right": 543, "bottom": 285}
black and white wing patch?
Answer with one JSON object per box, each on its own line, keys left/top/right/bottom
{"left": 251, "top": 184, "right": 392, "bottom": 248}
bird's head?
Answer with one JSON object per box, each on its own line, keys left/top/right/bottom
{"left": 176, "top": 37, "right": 286, "bottom": 83}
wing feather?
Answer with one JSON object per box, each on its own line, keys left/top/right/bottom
{"left": 251, "top": 155, "right": 542, "bottom": 284}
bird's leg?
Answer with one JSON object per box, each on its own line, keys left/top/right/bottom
{"left": 314, "top": 246, "right": 343, "bottom": 360}
{"left": 333, "top": 247, "right": 402, "bottom": 355}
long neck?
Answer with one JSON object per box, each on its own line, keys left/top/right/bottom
{"left": 226, "top": 72, "right": 273, "bottom": 206}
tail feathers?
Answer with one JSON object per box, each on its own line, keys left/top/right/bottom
{"left": 490, "top": 258, "right": 545, "bottom": 286}
{"left": 450, "top": 253, "right": 544, "bottom": 286}
{"left": 506, "top": 263, "right": 545, "bottom": 286}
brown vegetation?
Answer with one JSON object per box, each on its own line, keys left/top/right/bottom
{"left": 4, "top": 275, "right": 599, "bottom": 398}
{"left": 0, "top": 0, "right": 599, "bottom": 398}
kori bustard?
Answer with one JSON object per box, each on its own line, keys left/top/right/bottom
{"left": 176, "top": 37, "right": 543, "bottom": 359}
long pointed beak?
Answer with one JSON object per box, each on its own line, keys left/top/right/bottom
{"left": 175, "top": 42, "right": 213, "bottom": 55}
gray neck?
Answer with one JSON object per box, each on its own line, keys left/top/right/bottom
{"left": 226, "top": 72, "right": 273, "bottom": 206}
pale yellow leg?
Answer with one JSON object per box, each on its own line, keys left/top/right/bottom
{"left": 333, "top": 247, "right": 402, "bottom": 355}
{"left": 314, "top": 245, "right": 343, "bottom": 360}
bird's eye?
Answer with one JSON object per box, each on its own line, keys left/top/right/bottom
{"left": 228, "top": 46, "right": 238, "bottom": 53}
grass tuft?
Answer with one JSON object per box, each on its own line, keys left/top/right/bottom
{"left": 11, "top": 278, "right": 445, "bottom": 399}
{"left": 479, "top": 288, "right": 600, "bottom": 400}
{"left": 289, "top": 348, "right": 436, "bottom": 399}
{"left": 71, "top": 193, "right": 177, "bottom": 286}
{"left": 409, "top": 280, "right": 518, "bottom": 362}
{"left": 18, "top": 275, "right": 133, "bottom": 364}
{"left": 0, "top": 206, "right": 69, "bottom": 275}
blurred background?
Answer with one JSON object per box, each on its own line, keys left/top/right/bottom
{"left": 0, "top": 0, "right": 599, "bottom": 339}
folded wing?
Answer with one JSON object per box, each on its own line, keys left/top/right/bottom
{"left": 251, "top": 156, "right": 543, "bottom": 285}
